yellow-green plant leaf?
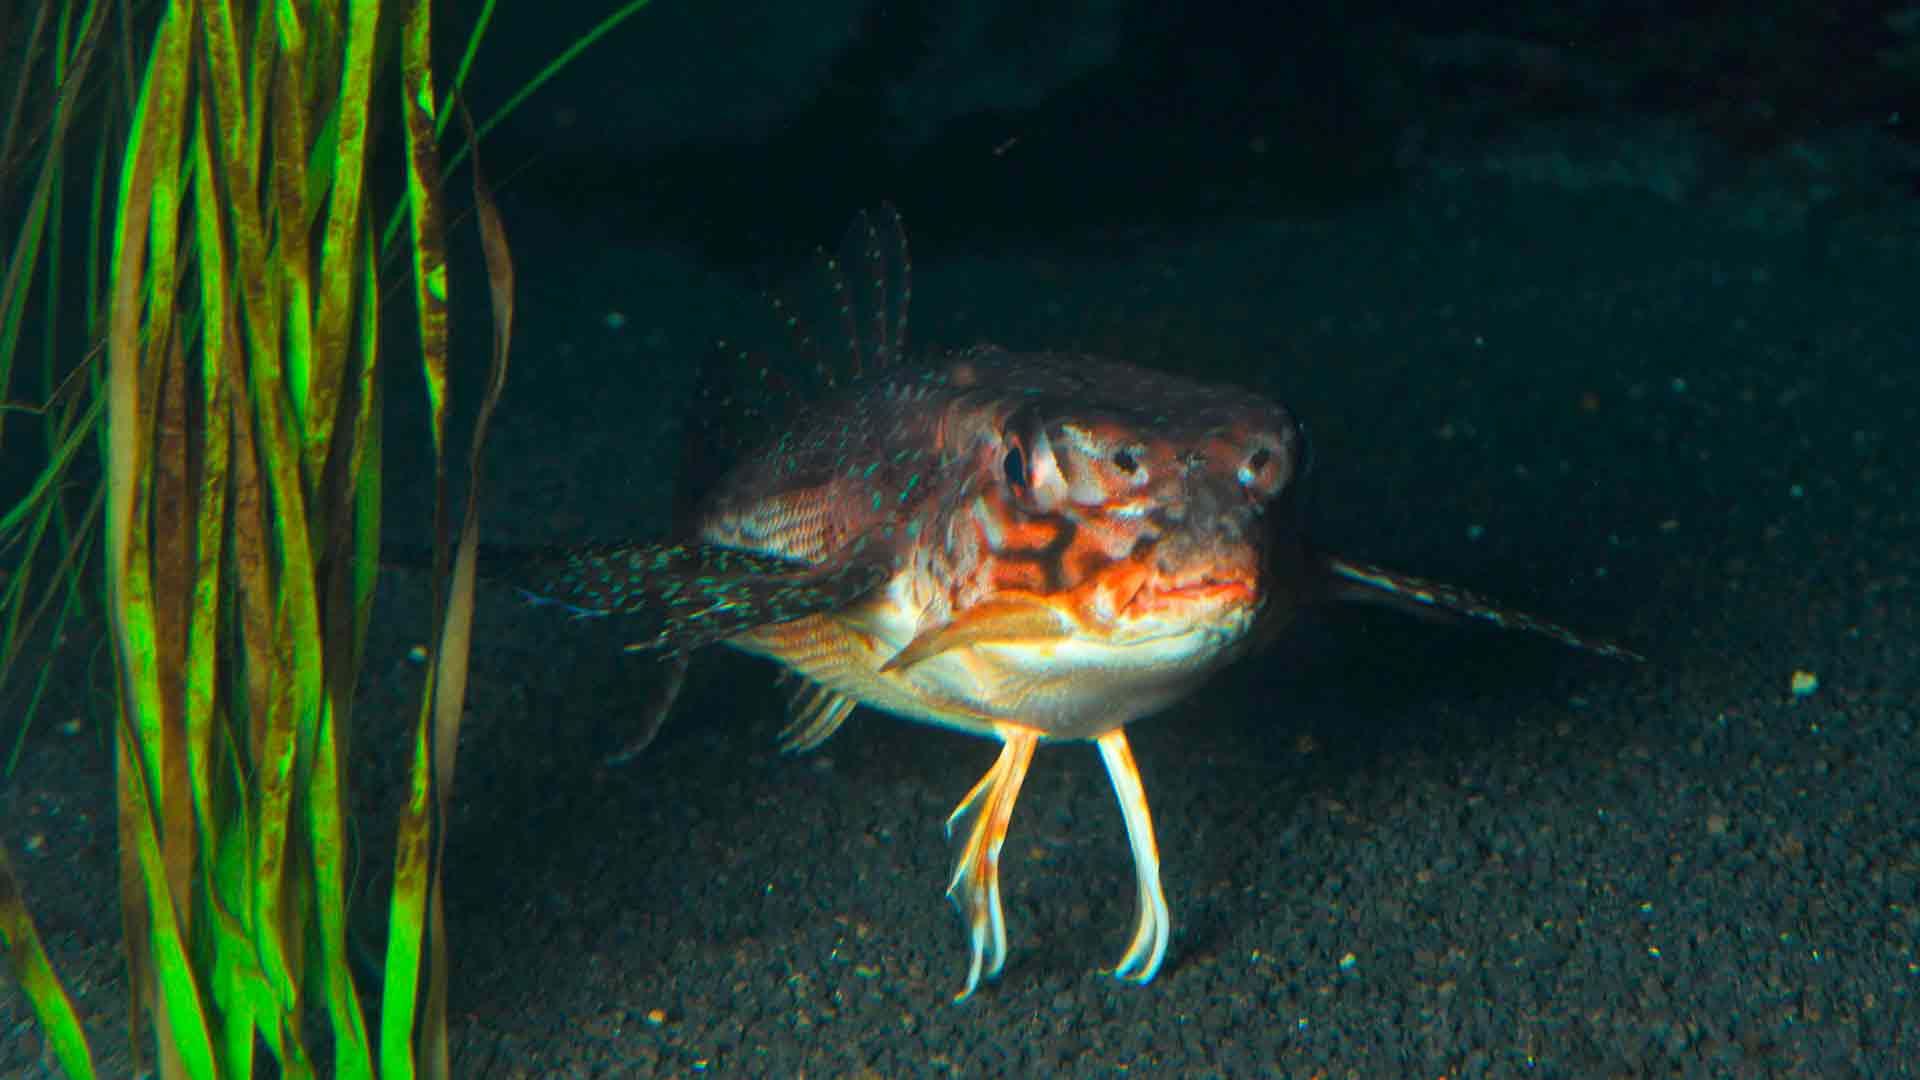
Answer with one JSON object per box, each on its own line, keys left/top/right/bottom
{"left": 0, "top": 842, "right": 97, "bottom": 1080}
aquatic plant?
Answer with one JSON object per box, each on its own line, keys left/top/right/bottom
{"left": 0, "top": 2, "right": 652, "bottom": 1076}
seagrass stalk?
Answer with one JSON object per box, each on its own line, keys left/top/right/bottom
{"left": 2, "top": 0, "right": 652, "bottom": 1074}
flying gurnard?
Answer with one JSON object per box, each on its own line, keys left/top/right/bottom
{"left": 518, "top": 208, "right": 1640, "bottom": 1001}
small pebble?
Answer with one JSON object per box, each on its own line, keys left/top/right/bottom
{"left": 1790, "top": 670, "right": 1818, "bottom": 698}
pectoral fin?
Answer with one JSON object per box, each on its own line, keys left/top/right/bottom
{"left": 523, "top": 539, "right": 892, "bottom": 654}
{"left": 880, "top": 595, "right": 1076, "bottom": 673}
{"left": 1323, "top": 554, "right": 1644, "bottom": 662}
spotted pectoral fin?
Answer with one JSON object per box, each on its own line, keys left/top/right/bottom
{"left": 1322, "top": 555, "right": 1644, "bottom": 662}
{"left": 880, "top": 595, "right": 1076, "bottom": 673}
{"left": 523, "top": 540, "right": 892, "bottom": 654}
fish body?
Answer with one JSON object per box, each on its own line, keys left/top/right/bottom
{"left": 705, "top": 346, "right": 1308, "bottom": 744}
{"left": 526, "top": 209, "right": 1637, "bottom": 999}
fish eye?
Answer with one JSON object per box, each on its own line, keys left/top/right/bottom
{"left": 1111, "top": 449, "right": 1139, "bottom": 473}
{"left": 1238, "top": 445, "right": 1280, "bottom": 493}
{"left": 1003, "top": 444, "right": 1028, "bottom": 492}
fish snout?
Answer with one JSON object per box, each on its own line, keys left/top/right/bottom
{"left": 1146, "top": 494, "right": 1264, "bottom": 604}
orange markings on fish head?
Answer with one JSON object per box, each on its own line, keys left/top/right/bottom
{"left": 941, "top": 351, "right": 1308, "bottom": 646}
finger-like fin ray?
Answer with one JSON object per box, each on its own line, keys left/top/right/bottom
{"left": 1096, "top": 730, "right": 1171, "bottom": 984}
{"left": 776, "top": 677, "right": 859, "bottom": 753}
{"left": 944, "top": 724, "right": 1040, "bottom": 1001}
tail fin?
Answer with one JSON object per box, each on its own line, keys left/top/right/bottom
{"left": 1322, "top": 555, "right": 1644, "bottom": 662}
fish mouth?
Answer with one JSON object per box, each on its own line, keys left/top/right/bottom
{"left": 1078, "top": 570, "right": 1259, "bottom": 661}
{"left": 1123, "top": 572, "right": 1258, "bottom": 617}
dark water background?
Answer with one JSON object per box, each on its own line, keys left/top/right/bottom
{"left": 6, "top": 2, "right": 1919, "bottom": 1075}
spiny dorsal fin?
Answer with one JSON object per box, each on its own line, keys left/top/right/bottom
{"left": 1322, "top": 555, "right": 1644, "bottom": 662}
{"left": 677, "top": 206, "right": 914, "bottom": 524}
{"left": 779, "top": 202, "right": 913, "bottom": 386}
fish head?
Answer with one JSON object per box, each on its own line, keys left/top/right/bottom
{"left": 919, "top": 350, "right": 1309, "bottom": 705}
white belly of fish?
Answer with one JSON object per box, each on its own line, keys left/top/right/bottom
{"left": 734, "top": 570, "right": 1254, "bottom": 742}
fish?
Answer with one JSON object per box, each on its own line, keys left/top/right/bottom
{"left": 517, "top": 207, "right": 1641, "bottom": 1001}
